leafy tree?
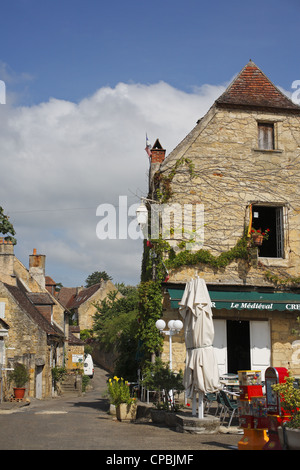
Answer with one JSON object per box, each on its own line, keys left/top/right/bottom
{"left": 93, "top": 284, "right": 140, "bottom": 380}
{"left": 0, "top": 206, "right": 16, "bottom": 244}
{"left": 85, "top": 270, "right": 112, "bottom": 287}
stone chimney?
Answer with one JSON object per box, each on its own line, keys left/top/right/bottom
{"left": 0, "top": 238, "right": 15, "bottom": 284}
{"left": 29, "top": 248, "right": 46, "bottom": 289}
{"left": 149, "top": 138, "right": 166, "bottom": 197}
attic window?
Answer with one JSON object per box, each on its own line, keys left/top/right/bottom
{"left": 258, "top": 123, "right": 275, "bottom": 150}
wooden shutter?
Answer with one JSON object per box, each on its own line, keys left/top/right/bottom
{"left": 276, "top": 207, "right": 284, "bottom": 258}
{"left": 258, "top": 123, "right": 274, "bottom": 150}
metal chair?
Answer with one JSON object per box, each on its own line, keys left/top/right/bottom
{"left": 204, "top": 393, "right": 217, "bottom": 414}
{"left": 219, "top": 390, "right": 239, "bottom": 427}
{"left": 215, "top": 392, "right": 226, "bottom": 419}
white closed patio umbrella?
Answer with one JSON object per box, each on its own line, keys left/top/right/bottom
{"left": 179, "top": 277, "right": 221, "bottom": 418}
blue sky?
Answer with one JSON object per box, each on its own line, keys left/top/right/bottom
{"left": 2, "top": 0, "right": 299, "bottom": 104}
{"left": 0, "top": 0, "right": 299, "bottom": 287}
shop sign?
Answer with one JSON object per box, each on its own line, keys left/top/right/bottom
{"left": 211, "top": 302, "right": 300, "bottom": 311}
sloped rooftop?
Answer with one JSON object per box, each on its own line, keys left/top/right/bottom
{"left": 216, "top": 60, "right": 300, "bottom": 112}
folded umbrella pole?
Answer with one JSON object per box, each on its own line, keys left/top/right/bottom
{"left": 179, "top": 278, "right": 221, "bottom": 419}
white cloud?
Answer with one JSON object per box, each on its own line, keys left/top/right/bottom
{"left": 0, "top": 80, "right": 225, "bottom": 286}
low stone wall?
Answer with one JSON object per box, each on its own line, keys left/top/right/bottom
{"left": 148, "top": 408, "right": 220, "bottom": 434}
{"left": 92, "top": 344, "right": 117, "bottom": 373}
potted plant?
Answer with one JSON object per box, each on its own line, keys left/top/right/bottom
{"left": 107, "top": 376, "right": 137, "bottom": 421}
{"left": 141, "top": 358, "right": 184, "bottom": 426}
{"left": 10, "top": 363, "right": 30, "bottom": 399}
{"left": 272, "top": 374, "right": 300, "bottom": 450}
{"left": 250, "top": 228, "right": 270, "bottom": 246}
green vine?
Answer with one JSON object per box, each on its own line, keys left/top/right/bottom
{"left": 138, "top": 235, "right": 250, "bottom": 362}
{"left": 137, "top": 279, "right": 164, "bottom": 360}
{"left": 165, "top": 236, "right": 249, "bottom": 270}
{"left": 138, "top": 237, "right": 172, "bottom": 361}
{"left": 264, "top": 271, "right": 300, "bottom": 287}
{"left": 154, "top": 157, "right": 196, "bottom": 203}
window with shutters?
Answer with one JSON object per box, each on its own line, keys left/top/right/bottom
{"left": 258, "top": 123, "right": 275, "bottom": 150}
{"left": 252, "top": 205, "right": 284, "bottom": 258}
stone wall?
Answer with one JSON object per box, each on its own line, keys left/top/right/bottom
{"left": 0, "top": 283, "right": 52, "bottom": 400}
{"left": 159, "top": 106, "right": 300, "bottom": 285}
{"left": 155, "top": 104, "right": 300, "bottom": 377}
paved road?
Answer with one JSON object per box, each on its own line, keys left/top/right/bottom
{"left": 0, "top": 364, "right": 241, "bottom": 452}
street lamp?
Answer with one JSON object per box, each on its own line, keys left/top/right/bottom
{"left": 136, "top": 201, "right": 148, "bottom": 227}
{"left": 155, "top": 319, "right": 183, "bottom": 406}
{"left": 155, "top": 319, "right": 183, "bottom": 370}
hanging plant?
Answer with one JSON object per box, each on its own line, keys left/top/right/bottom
{"left": 250, "top": 228, "right": 270, "bottom": 246}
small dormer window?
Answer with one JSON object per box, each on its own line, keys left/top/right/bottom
{"left": 258, "top": 123, "right": 275, "bottom": 150}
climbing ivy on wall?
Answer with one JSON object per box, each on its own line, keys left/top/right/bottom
{"left": 153, "top": 157, "right": 196, "bottom": 203}
{"left": 165, "top": 236, "right": 249, "bottom": 270}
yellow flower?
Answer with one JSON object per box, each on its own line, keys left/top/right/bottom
{"left": 113, "top": 376, "right": 119, "bottom": 382}
{"left": 109, "top": 378, "right": 112, "bottom": 383}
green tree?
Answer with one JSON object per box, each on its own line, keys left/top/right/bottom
{"left": 85, "top": 270, "right": 112, "bottom": 287}
{"left": 93, "top": 284, "right": 140, "bottom": 380}
{"left": 0, "top": 206, "right": 16, "bottom": 244}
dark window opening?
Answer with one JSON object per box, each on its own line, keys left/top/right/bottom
{"left": 252, "top": 205, "right": 284, "bottom": 258}
{"left": 258, "top": 123, "right": 275, "bottom": 150}
{"left": 227, "top": 320, "right": 250, "bottom": 374}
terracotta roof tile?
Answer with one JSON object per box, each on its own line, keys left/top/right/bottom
{"left": 66, "top": 283, "right": 101, "bottom": 309}
{"left": 216, "top": 60, "right": 300, "bottom": 112}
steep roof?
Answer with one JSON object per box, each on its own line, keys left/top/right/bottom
{"left": 216, "top": 60, "right": 300, "bottom": 112}
{"left": 4, "top": 282, "right": 64, "bottom": 337}
{"left": 57, "top": 283, "right": 102, "bottom": 309}
{"left": 66, "top": 283, "right": 102, "bottom": 309}
{"left": 57, "top": 287, "right": 78, "bottom": 308}
{"left": 160, "top": 61, "right": 300, "bottom": 172}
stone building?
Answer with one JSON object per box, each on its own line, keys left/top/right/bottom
{"left": 0, "top": 242, "right": 83, "bottom": 401}
{"left": 146, "top": 61, "right": 300, "bottom": 379}
{"left": 57, "top": 280, "right": 120, "bottom": 331}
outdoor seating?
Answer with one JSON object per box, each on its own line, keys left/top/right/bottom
{"left": 215, "top": 391, "right": 226, "bottom": 419}
{"left": 219, "top": 389, "right": 239, "bottom": 427}
{"left": 204, "top": 393, "right": 217, "bottom": 414}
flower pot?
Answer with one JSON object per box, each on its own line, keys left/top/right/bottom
{"left": 116, "top": 403, "right": 137, "bottom": 421}
{"left": 13, "top": 387, "right": 25, "bottom": 399}
{"left": 252, "top": 234, "right": 263, "bottom": 246}
{"left": 278, "top": 426, "right": 300, "bottom": 450}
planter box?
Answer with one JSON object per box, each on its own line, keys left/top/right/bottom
{"left": 150, "top": 409, "right": 166, "bottom": 424}
{"left": 150, "top": 409, "right": 178, "bottom": 427}
{"left": 278, "top": 427, "right": 300, "bottom": 450}
{"left": 116, "top": 403, "right": 137, "bottom": 421}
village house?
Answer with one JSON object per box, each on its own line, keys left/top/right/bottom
{"left": 57, "top": 280, "right": 120, "bottom": 332}
{"left": 0, "top": 241, "right": 84, "bottom": 401}
{"left": 146, "top": 60, "right": 300, "bottom": 380}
